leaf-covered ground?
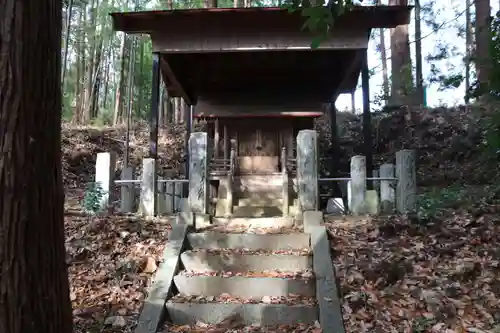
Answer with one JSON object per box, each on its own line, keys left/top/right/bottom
{"left": 327, "top": 209, "right": 500, "bottom": 333}
{"left": 65, "top": 213, "right": 173, "bottom": 333}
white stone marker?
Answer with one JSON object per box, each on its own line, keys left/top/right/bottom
{"left": 350, "top": 155, "right": 366, "bottom": 215}
{"left": 188, "top": 132, "right": 209, "bottom": 214}
{"left": 95, "top": 152, "right": 116, "bottom": 212}
{"left": 296, "top": 130, "right": 319, "bottom": 211}
{"left": 140, "top": 158, "right": 156, "bottom": 217}
{"left": 120, "top": 166, "right": 135, "bottom": 213}
{"left": 380, "top": 163, "right": 395, "bottom": 213}
{"left": 396, "top": 149, "right": 417, "bottom": 214}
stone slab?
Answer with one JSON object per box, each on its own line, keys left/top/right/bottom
{"left": 364, "top": 190, "right": 379, "bottom": 215}
{"left": 187, "top": 232, "right": 310, "bottom": 251}
{"left": 231, "top": 205, "right": 283, "bottom": 218}
{"left": 303, "top": 211, "right": 323, "bottom": 234}
{"left": 211, "top": 217, "right": 294, "bottom": 229}
{"left": 296, "top": 130, "right": 319, "bottom": 211}
{"left": 188, "top": 132, "right": 209, "bottom": 214}
{"left": 120, "top": 166, "right": 135, "bottom": 213}
{"left": 140, "top": 158, "right": 157, "bottom": 217}
{"left": 135, "top": 224, "right": 190, "bottom": 333}
{"left": 95, "top": 152, "right": 116, "bottom": 211}
{"left": 174, "top": 275, "right": 315, "bottom": 298}
{"left": 165, "top": 303, "right": 318, "bottom": 325}
{"left": 181, "top": 251, "right": 312, "bottom": 272}
{"left": 310, "top": 226, "right": 345, "bottom": 333}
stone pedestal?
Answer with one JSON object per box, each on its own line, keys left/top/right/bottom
{"left": 120, "top": 166, "right": 135, "bottom": 213}
{"left": 396, "top": 150, "right": 417, "bottom": 213}
{"left": 188, "top": 132, "right": 210, "bottom": 214}
{"left": 140, "top": 158, "right": 157, "bottom": 217}
{"left": 296, "top": 130, "right": 319, "bottom": 212}
{"left": 350, "top": 155, "right": 366, "bottom": 215}
{"left": 95, "top": 152, "right": 116, "bottom": 211}
{"left": 380, "top": 163, "right": 395, "bottom": 213}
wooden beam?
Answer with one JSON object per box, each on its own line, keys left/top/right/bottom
{"left": 150, "top": 53, "right": 161, "bottom": 159}
{"left": 223, "top": 124, "right": 228, "bottom": 161}
{"left": 214, "top": 118, "right": 220, "bottom": 158}
{"left": 361, "top": 48, "right": 373, "bottom": 190}
{"left": 159, "top": 56, "right": 194, "bottom": 105}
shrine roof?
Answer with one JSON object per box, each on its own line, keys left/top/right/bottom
{"left": 110, "top": 6, "right": 411, "bottom": 106}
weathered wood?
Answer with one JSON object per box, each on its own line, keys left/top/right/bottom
{"left": 296, "top": 130, "right": 319, "bottom": 211}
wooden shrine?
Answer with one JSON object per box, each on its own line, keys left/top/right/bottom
{"left": 111, "top": 6, "right": 411, "bottom": 176}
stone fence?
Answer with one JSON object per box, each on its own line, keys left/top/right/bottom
{"left": 94, "top": 152, "right": 188, "bottom": 216}
{"left": 296, "top": 130, "right": 417, "bottom": 216}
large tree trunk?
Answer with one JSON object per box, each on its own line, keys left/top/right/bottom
{"left": 0, "top": 1, "right": 73, "bottom": 333}
{"left": 465, "top": 0, "right": 473, "bottom": 103}
{"left": 414, "top": 0, "right": 424, "bottom": 105}
{"left": 389, "top": 0, "right": 413, "bottom": 105}
{"left": 475, "top": 0, "right": 491, "bottom": 97}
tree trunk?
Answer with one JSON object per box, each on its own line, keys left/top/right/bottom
{"left": 0, "top": 1, "right": 74, "bottom": 333}
{"left": 465, "top": 0, "right": 472, "bottom": 103}
{"left": 414, "top": 0, "right": 424, "bottom": 105}
{"left": 113, "top": 32, "right": 128, "bottom": 125}
{"left": 389, "top": 0, "right": 413, "bottom": 106}
{"left": 73, "top": 8, "right": 85, "bottom": 124}
{"left": 61, "top": 0, "right": 74, "bottom": 87}
{"left": 475, "top": 0, "right": 491, "bottom": 97}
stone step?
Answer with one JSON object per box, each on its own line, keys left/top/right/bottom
{"left": 237, "top": 197, "right": 283, "bottom": 206}
{"left": 165, "top": 302, "right": 318, "bottom": 325}
{"left": 235, "top": 189, "right": 282, "bottom": 200}
{"left": 181, "top": 250, "right": 312, "bottom": 272}
{"left": 232, "top": 205, "right": 283, "bottom": 217}
{"left": 173, "top": 274, "right": 315, "bottom": 298}
{"left": 211, "top": 216, "right": 294, "bottom": 228}
{"left": 187, "top": 232, "right": 310, "bottom": 250}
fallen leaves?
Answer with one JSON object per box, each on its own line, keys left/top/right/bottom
{"left": 327, "top": 209, "right": 500, "bottom": 332}
{"left": 180, "top": 269, "right": 315, "bottom": 280}
{"left": 65, "top": 213, "right": 173, "bottom": 333}
{"left": 197, "top": 224, "right": 304, "bottom": 234}
{"left": 165, "top": 322, "right": 323, "bottom": 333}
{"left": 170, "top": 293, "right": 317, "bottom": 306}
{"left": 192, "top": 248, "right": 311, "bottom": 256}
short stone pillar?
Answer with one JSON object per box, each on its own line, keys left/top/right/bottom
{"left": 120, "top": 166, "right": 135, "bottom": 213}
{"left": 380, "top": 163, "right": 395, "bottom": 213}
{"left": 140, "top": 158, "right": 157, "bottom": 217}
{"left": 296, "top": 130, "right": 319, "bottom": 211}
{"left": 350, "top": 155, "right": 366, "bottom": 215}
{"left": 396, "top": 150, "right": 417, "bottom": 213}
{"left": 188, "top": 132, "right": 210, "bottom": 214}
{"left": 95, "top": 152, "right": 116, "bottom": 211}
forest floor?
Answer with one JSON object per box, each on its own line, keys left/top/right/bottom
{"left": 62, "top": 105, "right": 500, "bottom": 333}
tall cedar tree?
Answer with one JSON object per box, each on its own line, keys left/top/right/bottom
{"left": 0, "top": 1, "right": 74, "bottom": 333}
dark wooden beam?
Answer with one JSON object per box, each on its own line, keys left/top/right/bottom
{"left": 150, "top": 52, "right": 161, "bottom": 159}
{"left": 361, "top": 48, "right": 373, "bottom": 190}
{"left": 160, "top": 56, "right": 195, "bottom": 105}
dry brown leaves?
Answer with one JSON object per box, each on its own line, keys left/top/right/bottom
{"left": 327, "top": 210, "right": 500, "bottom": 332}
{"left": 165, "top": 322, "right": 323, "bottom": 333}
{"left": 198, "top": 224, "right": 303, "bottom": 234}
{"left": 180, "top": 269, "right": 314, "bottom": 279}
{"left": 193, "top": 248, "right": 311, "bottom": 256}
{"left": 65, "top": 213, "right": 174, "bottom": 333}
{"left": 170, "top": 293, "right": 317, "bottom": 305}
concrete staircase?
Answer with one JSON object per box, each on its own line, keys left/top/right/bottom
{"left": 215, "top": 174, "right": 299, "bottom": 218}
{"left": 164, "top": 228, "right": 318, "bottom": 327}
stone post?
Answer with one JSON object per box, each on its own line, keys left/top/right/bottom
{"left": 140, "top": 158, "right": 157, "bottom": 217}
{"left": 296, "top": 130, "right": 319, "bottom": 212}
{"left": 372, "top": 169, "right": 380, "bottom": 192}
{"left": 120, "top": 166, "right": 135, "bottom": 213}
{"left": 350, "top": 155, "right": 366, "bottom": 215}
{"left": 157, "top": 177, "right": 166, "bottom": 214}
{"left": 380, "top": 163, "right": 395, "bottom": 213}
{"left": 95, "top": 152, "right": 116, "bottom": 211}
{"left": 188, "top": 132, "right": 210, "bottom": 214}
{"left": 396, "top": 150, "right": 417, "bottom": 213}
